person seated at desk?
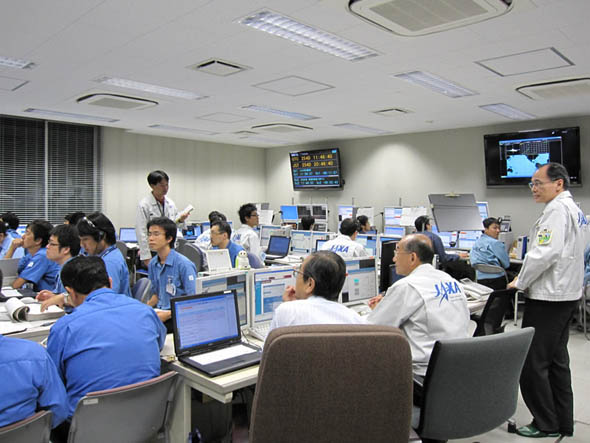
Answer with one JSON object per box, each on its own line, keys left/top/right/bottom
{"left": 356, "top": 215, "right": 371, "bottom": 233}
{"left": 46, "top": 256, "right": 166, "bottom": 441}
{"left": 10, "top": 220, "right": 60, "bottom": 291}
{"left": 210, "top": 221, "right": 244, "bottom": 268}
{"left": 63, "top": 211, "right": 85, "bottom": 226}
{"left": 320, "top": 218, "right": 369, "bottom": 258}
{"left": 470, "top": 217, "right": 510, "bottom": 290}
{"left": 0, "top": 221, "right": 24, "bottom": 259}
{"left": 232, "top": 203, "right": 263, "bottom": 261}
{"left": 269, "top": 251, "right": 366, "bottom": 332}
{"left": 367, "top": 234, "right": 470, "bottom": 380}
{"left": 0, "top": 335, "right": 68, "bottom": 429}
{"left": 300, "top": 215, "right": 315, "bottom": 231}
{"left": 194, "top": 210, "right": 226, "bottom": 250}
{"left": 0, "top": 211, "right": 22, "bottom": 241}
{"left": 146, "top": 217, "right": 197, "bottom": 326}
{"left": 77, "top": 212, "right": 132, "bottom": 297}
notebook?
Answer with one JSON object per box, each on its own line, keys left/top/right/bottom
{"left": 171, "top": 290, "right": 261, "bottom": 376}
{"left": 118, "top": 227, "right": 137, "bottom": 243}
{"left": 205, "top": 249, "right": 233, "bottom": 273}
{"left": 264, "top": 235, "right": 291, "bottom": 260}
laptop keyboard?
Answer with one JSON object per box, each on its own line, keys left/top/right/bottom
{"left": 249, "top": 323, "right": 270, "bottom": 341}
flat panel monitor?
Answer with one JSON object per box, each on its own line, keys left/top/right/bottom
{"left": 311, "top": 232, "right": 330, "bottom": 252}
{"left": 259, "top": 224, "right": 280, "bottom": 249}
{"left": 476, "top": 201, "right": 489, "bottom": 221}
{"left": 457, "top": 230, "right": 482, "bottom": 250}
{"left": 251, "top": 266, "right": 296, "bottom": 324}
{"left": 296, "top": 205, "right": 312, "bottom": 217}
{"left": 384, "top": 226, "right": 405, "bottom": 237}
{"left": 312, "top": 222, "right": 327, "bottom": 232}
{"left": 379, "top": 240, "right": 401, "bottom": 292}
{"left": 315, "top": 239, "right": 328, "bottom": 251}
{"left": 484, "top": 126, "right": 581, "bottom": 186}
{"left": 280, "top": 205, "right": 299, "bottom": 221}
{"left": 438, "top": 231, "right": 458, "bottom": 248}
{"left": 201, "top": 221, "right": 210, "bottom": 231}
{"left": 196, "top": 271, "right": 249, "bottom": 327}
{"left": 340, "top": 257, "right": 377, "bottom": 305}
{"left": 338, "top": 205, "right": 354, "bottom": 221}
{"left": 183, "top": 224, "right": 201, "bottom": 240}
{"left": 384, "top": 207, "right": 402, "bottom": 226}
{"left": 290, "top": 148, "right": 343, "bottom": 190}
{"left": 119, "top": 227, "right": 137, "bottom": 243}
{"left": 355, "top": 234, "right": 377, "bottom": 256}
{"left": 290, "top": 230, "right": 313, "bottom": 255}
{"left": 312, "top": 204, "right": 328, "bottom": 219}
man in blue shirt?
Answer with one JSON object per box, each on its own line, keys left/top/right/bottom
{"left": 146, "top": 217, "right": 197, "bottom": 325}
{"left": 0, "top": 335, "right": 68, "bottom": 429}
{"left": 10, "top": 220, "right": 60, "bottom": 291}
{"left": 470, "top": 217, "right": 511, "bottom": 290}
{"left": 47, "top": 256, "right": 166, "bottom": 439}
{"left": 0, "top": 211, "right": 22, "bottom": 240}
{"left": 0, "top": 221, "right": 24, "bottom": 259}
{"left": 210, "top": 220, "right": 244, "bottom": 268}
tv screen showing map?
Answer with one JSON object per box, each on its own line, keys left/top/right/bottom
{"left": 484, "top": 127, "right": 580, "bottom": 187}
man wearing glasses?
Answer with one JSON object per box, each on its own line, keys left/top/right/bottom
{"left": 232, "top": 203, "right": 264, "bottom": 261}
{"left": 508, "top": 163, "right": 587, "bottom": 439}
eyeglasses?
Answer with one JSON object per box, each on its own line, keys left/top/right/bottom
{"left": 293, "top": 268, "right": 309, "bottom": 279}
{"left": 528, "top": 179, "right": 557, "bottom": 189}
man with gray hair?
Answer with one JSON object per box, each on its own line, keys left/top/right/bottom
{"left": 508, "top": 162, "right": 588, "bottom": 438}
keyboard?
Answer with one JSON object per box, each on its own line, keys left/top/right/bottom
{"left": 249, "top": 323, "right": 270, "bottom": 341}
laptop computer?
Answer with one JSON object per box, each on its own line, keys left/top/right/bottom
{"left": 205, "top": 249, "right": 233, "bottom": 273}
{"left": 264, "top": 235, "right": 291, "bottom": 261}
{"left": 0, "top": 258, "right": 20, "bottom": 285}
{"left": 118, "top": 227, "right": 137, "bottom": 243}
{"left": 171, "top": 290, "right": 261, "bottom": 377}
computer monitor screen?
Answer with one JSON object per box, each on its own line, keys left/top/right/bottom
{"left": 312, "top": 205, "right": 327, "bottom": 218}
{"left": 312, "top": 222, "right": 327, "bottom": 232}
{"left": 259, "top": 225, "right": 280, "bottom": 249}
{"left": 119, "top": 227, "right": 137, "bottom": 243}
{"left": 457, "top": 230, "right": 482, "bottom": 250}
{"left": 476, "top": 202, "right": 489, "bottom": 221}
{"left": 315, "top": 239, "right": 328, "bottom": 251}
{"left": 281, "top": 205, "right": 298, "bottom": 221}
{"left": 355, "top": 234, "right": 377, "bottom": 256}
{"left": 311, "top": 232, "right": 330, "bottom": 252}
{"left": 266, "top": 236, "right": 291, "bottom": 256}
{"left": 202, "top": 221, "right": 210, "bottom": 231}
{"left": 252, "top": 267, "right": 296, "bottom": 323}
{"left": 290, "top": 148, "right": 343, "bottom": 190}
{"left": 290, "top": 230, "right": 312, "bottom": 255}
{"left": 384, "top": 207, "right": 402, "bottom": 226}
{"left": 338, "top": 205, "right": 354, "bottom": 221}
{"left": 196, "top": 272, "right": 248, "bottom": 326}
{"left": 340, "top": 257, "right": 377, "bottom": 304}
{"left": 297, "top": 205, "right": 311, "bottom": 217}
{"left": 438, "top": 231, "right": 458, "bottom": 248}
{"left": 384, "top": 226, "right": 405, "bottom": 237}
{"left": 379, "top": 240, "right": 400, "bottom": 292}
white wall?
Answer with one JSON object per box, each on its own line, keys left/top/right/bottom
{"left": 265, "top": 116, "right": 590, "bottom": 237}
{"left": 102, "top": 128, "right": 267, "bottom": 230}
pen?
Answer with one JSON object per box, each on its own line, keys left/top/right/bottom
{"left": 40, "top": 322, "right": 55, "bottom": 327}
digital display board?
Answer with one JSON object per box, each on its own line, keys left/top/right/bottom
{"left": 290, "top": 148, "right": 343, "bottom": 190}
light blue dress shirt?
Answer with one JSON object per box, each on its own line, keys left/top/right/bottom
{"left": 47, "top": 288, "right": 166, "bottom": 417}
{"left": 148, "top": 249, "right": 197, "bottom": 310}
{"left": 469, "top": 233, "right": 510, "bottom": 279}
{"left": 0, "top": 335, "right": 69, "bottom": 428}
{"left": 99, "top": 245, "right": 132, "bottom": 297}
{"left": 0, "top": 234, "right": 24, "bottom": 259}
{"left": 17, "top": 248, "right": 60, "bottom": 291}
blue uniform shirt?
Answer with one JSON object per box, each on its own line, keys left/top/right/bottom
{"left": 17, "top": 248, "right": 60, "bottom": 291}
{"left": 0, "top": 335, "right": 68, "bottom": 428}
{"left": 0, "top": 234, "right": 24, "bottom": 259}
{"left": 212, "top": 240, "right": 244, "bottom": 268}
{"left": 7, "top": 229, "right": 21, "bottom": 239}
{"left": 422, "top": 231, "right": 459, "bottom": 263}
{"left": 148, "top": 249, "right": 197, "bottom": 310}
{"left": 99, "top": 245, "right": 131, "bottom": 297}
{"left": 47, "top": 288, "right": 166, "bottom": 417}
{"left": 469, "top": 233, "right": 510, "bottom": 279}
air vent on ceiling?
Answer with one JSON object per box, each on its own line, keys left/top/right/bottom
{"left": 77, "top": 93, "right": 158, "bottom": 110}
{"left": 373, "top": 107, "right": 413, "bottom": 116}
{"left": 349, "top": 0, "right": 513, "bottom": 36}
{"left": 516, "top": 78, "right": 590, "bottom": 100}
{"left": 234, "top": 130, "right": 258, "bottom": 137}
{"left": 251, "top": 123, "right": 312, "bottom": 133}
{"left": 189, "top": 59, "right": 249, "bottom": 76}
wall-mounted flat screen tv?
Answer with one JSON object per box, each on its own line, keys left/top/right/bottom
{"left": 290, "top": 148, "right": 343, "bottom": 190}
{"left": 484, "top": 126, "right": 581, "bottom": 186}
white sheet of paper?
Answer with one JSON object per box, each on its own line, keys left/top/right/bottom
{"left": 188, "top": 344, "right": 257, "bottom": 365}
{"left": 1, "top": 288, "right": 21, "bottom": 298}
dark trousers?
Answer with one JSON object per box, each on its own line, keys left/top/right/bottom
{"left": 520, "top": 298, "right": 578, "bottom": 435}
{"left": 478, "top": 277, "right": 507, "bottom": 291}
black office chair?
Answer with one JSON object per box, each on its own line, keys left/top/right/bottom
{"left": 473, "top": 288, "right": 516, "bottom": 336}
{"left": 177, "top": 243, "right": 204, "bottom": 272}
{"left": 0, "top": 410, "right": 52, "bottom": 443}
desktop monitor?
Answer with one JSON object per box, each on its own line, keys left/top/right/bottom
{"left": 338, "top": 205, "right": 355, "bottom": 221}
{"left": 355, "top": 234, "right": 377, "bottom": 256}
{"left": 281, "top": 205, "right": 298, "bottom": 221}
{"left": 377, "top": 235, "right": 400, "bottom": 258}
{"left": 297, "top": 205, "right": 311, "bottom": 217}
{"left": 311, "top": 232, "right": 330, "bottom": 252}
{"left": 119, "top": 227, "right": 137, "bottom": 243}
{"left": 476, "top": 201, "right": 489, "bottom": 221}
{"left": 196, "top": 271, "right": 249, "bottom": 327}
{"left": 182, "top": 224, "right": 201, "bottom": 240}
{"left": 201, "top": 221, "right": 210, "bottom": 231}
{"left": 290, "top": 230, "right": 313, "bottom": 255}
{"left": 384, "top": 207, "right": 402, "bottom": 226}
{"left": 438, "top": 231, "right": 458, "bottom": 248}
{"left": 379, "top": 240, "right": 401, "bottom": 293}
{"left": 340, "top": 257, "right": 378, "bottom": 305}
{"left": 457, "top": 230, "right": 482, "bottom": 250}
{"left": 312, "top": 222, "right": 327, "bottom": 232}
{"left": 250, "top": 266, "right": 296, "bottom": 325}
{"left": 259, "top": 224, "right": 280, "bottom": 249}
{"left": 312, "top": 204, "right": 327, "bottom": 219}
{"left": 315, "top": 239, "right": 328, "bottom": 251}
{"left": 383, "top": 226, "right": 405, "bottom": 237}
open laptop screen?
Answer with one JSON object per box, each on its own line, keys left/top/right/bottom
{"left": 119, "top": 228, "right": 137, "bottom": 242}
{"left": 172, "top": 291, "right": 239, "bottom": 353}
{"left": 266, "top": 236, "right": 290, "bottom": 256}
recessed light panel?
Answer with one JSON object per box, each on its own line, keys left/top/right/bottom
{"left": 479, "top": 103, "right": 535, "bottom": 120}
{"left": 334, "top": 123, "right": 390, "bottom": 134}
{"left": 253, "top": 76, "right": 334, "bottom": 97}
{"left": 476, "top": 48, "right": 574, "bottom": 77}
{"left": 149, "top": 124, "right": 218, "bottom": 135}
{"left": 0, "top": 55, "right": 35, "bottom": 69}
{"left": 394, "top": 71, "right": 478, "bottom": 98}
{"left": 243, "top": 105, "right": 318, "bottom": 121}
{"left": 95, "top": 76, "right": 206, "bottom": 100}
{"left": 24, "top": 108, "right": 119, "bottom": 123}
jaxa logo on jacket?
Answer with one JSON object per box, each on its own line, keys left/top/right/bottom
{"left": 433, "top": 281, "right": 463, "bottom": 305}
{"left": 330, "top": 245, "right": 349, "bottom": 254}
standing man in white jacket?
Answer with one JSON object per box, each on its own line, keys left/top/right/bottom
{"left": 136, "top": 170, "right": 191, "bottom": 267}
{"left": 232, "top": 203, "right": 263, "bottom": 261}
{"left": 509, "top": 163, "right": 588, "bottom": 439}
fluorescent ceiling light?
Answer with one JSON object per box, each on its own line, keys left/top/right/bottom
{"left": 239, "top": 10, "right": 378, "bottom": 62}
{"left": 334, "top": 123, "right": 390, "bottom": 135}
{"left": 479, "top": 103, "right": 535, "bottom": 120}
{"left": 148, "top": 124, "right": 218, "bottom": 135}
{"left": 0, "top": 55, "right": 35, "bottom": 69}
{"left": 242, "top": 105, "right": 318, "bottom": 121}
{"left": 244, "top": 136, "right": 291, "bottom": 146}
{"left": 24, "top": 108, "right": 118, "bottom": 123}
{"left": 95, "top": 76, "right": 206, "bottom": 100}
{"left": 394, "top": 71, "right": 478, "bottom": 98}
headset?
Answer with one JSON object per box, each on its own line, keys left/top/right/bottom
{"left": 82, "top": 216, "right": 106, "bottom": 241}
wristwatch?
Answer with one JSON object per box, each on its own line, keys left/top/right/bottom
{"left": 63, "top": 291, "right": 69, "bottom": 306}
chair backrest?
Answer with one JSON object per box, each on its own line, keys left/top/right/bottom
{"left": 246, "top": 251, "right": 264, "bottom": 269}
{"left": 473, "top": 263, "right": 507, "bottom": 281}
{"left": 177, "top": 243, "right": 204, "bottom": 272}
{"left": 131, "top": 277, "right": 152, "bottom": 304}
{"left": 417, "top": 327, "right": 535, "bottom": 440}
{"left": 176, "top": 238, "right": 188, "bottom": 249}
{"left": 0, "top": 410, "right": 52, "bottom": 443}
{"left": 473, "top": 288, "right": 516, "bottom": 336}
{"left": 115, "top": 240, "right": 128, "bottom": 257}
{"left": 67, "top": 371, "right": 178, "bottom": 443}
{"left": 250, "top": 324, "right": 413, "bottom": 443}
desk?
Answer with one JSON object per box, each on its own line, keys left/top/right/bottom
{"left": 161, "top": 334, "right": 259, "bottom": 442}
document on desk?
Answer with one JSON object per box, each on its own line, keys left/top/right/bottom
{"left": 188, "top": 344, "right": 258, "bottom": 366}
{"left": 1, "top": 288, "right": 22, "bottom": 298}
{"left": 0, "top": 321, "right": 31, "bottom": 335}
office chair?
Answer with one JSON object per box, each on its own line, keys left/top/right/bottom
{"left": 473, "top": 288, "right": 516, "bottom": 336}
{"left": 250, "top": 324, "right": 413, "bottom": 443}
{"left": 67, "top": 371, "right": 178, "bottom": 443}
{"left": 473, "top": 263, "right": 521, "bottom": 325}
{"left": 177, "top": 243, "right": 204, "bottom": 272}
{"left": 416, "top": 328, "right": 534, "bottom": 442}
{"left": 0, "top": 410, "right": 52, "bottom": 443}
{"left": 246, "top": 251, "right": 264, "bottom": 269}
{"left": 176, "top": 238, "right": 188, "bottom": 249}
{"left": 131, "top": 277, "right": 152, "bottom": 304}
